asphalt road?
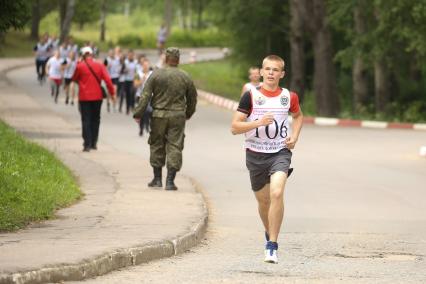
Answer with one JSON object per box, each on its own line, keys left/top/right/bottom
{"left": 7, "top": 63, "right": 426, "bottom": 283}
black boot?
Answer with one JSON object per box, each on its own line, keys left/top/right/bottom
{"left": 148, "top": 167, "right": 162, "bottom": 188}
{"left": 165, "top": 169, "right": 178, "bottom": 191}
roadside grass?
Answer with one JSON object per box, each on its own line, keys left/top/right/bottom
{"left": 181, "top": 59, "right": 246, "bottom": 101}
{"left": 0, "top": 31, "right": 35, "bottom": 58}
{"left": 0, "top": 120, "right": 81, "bottom": 232}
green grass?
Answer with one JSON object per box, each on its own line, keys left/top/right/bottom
{"left": 0, "top": 31, "right": 34, "bottom": 57}
{"left": 182, "top": 59, "right": 246, "bottom": 101}
{"left": 0, "top": 120, "right": 81, "bottom": 232}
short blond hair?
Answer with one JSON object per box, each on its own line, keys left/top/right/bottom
{"left": 262, "top": 55, "right": 285, "bottom": 71}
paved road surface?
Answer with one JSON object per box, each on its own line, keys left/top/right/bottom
{"left": 7, "top": 63, "right": 426, "bottom": 283}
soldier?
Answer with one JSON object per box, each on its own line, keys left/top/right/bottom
{"left": 133, "top": 47, "right": 197, "bottom": 190}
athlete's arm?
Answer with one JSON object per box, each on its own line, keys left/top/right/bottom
{"left": 231, "top": 111, "right": 273, "bottom": 135}
{"left": 285, "top": 92, "right": 303, "bottom": 149}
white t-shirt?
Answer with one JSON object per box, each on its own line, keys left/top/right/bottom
{"left": 124, "top": 59, "right": 137, "bottom": 81}
{"left": 106, "top": 56, "right": 121, "bottom": 79}
{"left": 34, "top": 42, "right": 51, "bottom": 60}
{"left": 47, "top": 57, "right": 64, "bottom": 79}
{"left": 59, "top": 45, "right": 71, "bottom": 59}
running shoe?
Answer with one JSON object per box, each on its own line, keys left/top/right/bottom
{"left": 264, "top": 241, "right": 278, "bottom": 264}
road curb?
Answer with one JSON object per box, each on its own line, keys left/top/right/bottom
{"left": 0, "top": 61, "right": 209, "bottom": 284}
{"left": 0, "top": 175, "right": 209, "bottom": 284}
{"left": 197, "top": 90, "right": 426, "bottom": 131}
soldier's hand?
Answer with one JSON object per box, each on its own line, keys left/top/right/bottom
{"left": 134, "top": 118, "right": 141, "bottom": 124}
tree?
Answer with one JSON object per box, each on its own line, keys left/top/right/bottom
{"left": 352, "top": 1, "right": 369, "bottom": 113}
{"left": 0, "top": 0, "right": 30, "bottom": 40}
{"left": 100, "top": 0, "right": 107, "bottom": 42}
{"left": 303, "top": 0, "right": 340, "bottom": 116}
{"left": 60, "top": 0, "right": 75, "bottom": 42}
{"left": 30, "top": 0, "right": 41, "bottom": 39}
{"left": 164, "top": 0, "right": 173, "bottom": 32}
{"left": 74, "top": 0, "right": 101, "bottom": 31}
{"left": 289, "top": 0, "right": 306, "bottom": 102}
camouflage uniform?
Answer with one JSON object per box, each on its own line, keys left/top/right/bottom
{"left": 133, "top": 48, "right": 197, "bottom": 172}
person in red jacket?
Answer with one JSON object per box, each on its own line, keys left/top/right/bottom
{"left": 72, "top": 46, "right": 115, "bottom": 152}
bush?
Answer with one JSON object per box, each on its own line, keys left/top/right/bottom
{"left": 117, "top": 34, "right": 143, "bottom": 48}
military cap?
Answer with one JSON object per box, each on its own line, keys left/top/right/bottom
{"left": 165, "top": 47, "right": 180, "bottom": 58}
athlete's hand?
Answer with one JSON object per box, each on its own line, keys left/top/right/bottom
{"left": 285, "top": 136, "right": 298, "bottom": 149}
{"left": 258, "top": 112, "right": 274, "bottom": 127}
{"left": 134, "top": 118, "right": 140, "bottom": 124}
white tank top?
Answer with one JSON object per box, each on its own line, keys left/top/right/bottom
{"left": 64, "top": 59, "right": 77, "bottom": 79}
{"left": 245, "top": 87, "right": 291, "bottom": 153}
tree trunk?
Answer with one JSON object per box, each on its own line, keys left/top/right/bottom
{"left": 60, "top": 0, "right": 75, "bottom": 43}
{"left": 289, "top": 0, "right": 305, "bottom": 102}
{"left": 58, "top": 0, "right": 67, "bottom": 32}
{"left": 305, "top": 0, "right": 339, "bottom": 116}
{"left": 100, "top": 0, "right": 106, "bottom": 42}
{"left": 353, "top": 57, "right": 369, "bottom": 112}
{"left": 352, "top": 3, "right": 369, "bottom": 113}
{"left": 374, "top": 59, "right": 390, "bottom": 114}
{"left": 196, "top": 0, "right": 203, "bottom": 29}
{"left": 188, "top": 0, "right": 193, "bottom": 30}
{"left": 31, "top": 0, "right": 40, "bottom": 40}
{"left": 164, "top": 0, "right": 173, "bottom": 34}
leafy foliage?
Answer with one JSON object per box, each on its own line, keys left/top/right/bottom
{"left": 0, "top": 0, "right": 30, "bottom": 34}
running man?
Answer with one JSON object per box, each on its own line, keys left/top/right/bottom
{"left": 104, "top": 49, "right": 120, "bottom": 112}
{"left": 124, "top": 50, "right": 137, "bottom": 115}
{"left": 45, "top": 49, "right": 66, "bottom": 103}
{"left": 240, "top": 66, "right": 262, "bottom": 96}
{"left": 63, "top": 51, "right": 77, "bottom": 105}
{"left": 33, "top": 34, "right": 51, "bottom": 84}
{"left": 230, "top": 55, "right": 303, "bottom": 264}
{"left": 134, "top": 57, "right": 153, "bottom": 136}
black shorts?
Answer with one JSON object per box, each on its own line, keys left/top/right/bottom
{"left": 64, "top": 78, "right": 72, "bottom": 86}
{"left": 246, "top": 148, "right": 292, "bottom": 191}
{"left": 111, "top": 78, "right": 119, "bottom": 85}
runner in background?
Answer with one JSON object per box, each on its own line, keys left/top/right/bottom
{"left": 157, "top": 24, "right": 168, "bottom": 55}
{"left": 48, "top": 34, "right": 59, "bottom": 56}
{"left": 134, "top": 57, "right": 153, "bottom": 136}
{"left": 64, "top": 51, "right": 77, "bottom": 105}
{"left": 33, "top": 33, "right": 51, "bottom": 85}
{"left": 104, "top": 49, "right": 121, "bottom": 112}
{"left": 124, "top": 50, "right": 137, "bottom": 115}
{"left": 240, "top": 66, "right": 262, "bottom": 96}
{"left": 45, "top": 49, "right": 66, "bottom": 104}
{"left": 118, "top": 54, "right": 126, "bottom": 113}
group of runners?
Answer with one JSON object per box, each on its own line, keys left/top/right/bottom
{"left": 33, "top": 33, "right": 160, "bottom": 136}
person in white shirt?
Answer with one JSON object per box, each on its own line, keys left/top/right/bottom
{"left": 48, "top": 35, "right": 60, "bottom": 57}
{"left": 63, "top": 51, "right": 77, "bottom": 105}
{"left": 117, "top": 54, "right": 126, "bottom": 113}
{"left": 240, "top": 66, "right": 263, "bottom": 96}
{"left": 124, "top": 50, "right": 137, "bottom": 114}
{"left": 134, "top": 58, "right": 153, "bottom": 136}
{"left": 33, "top": 34, "right": 51, "bottom": 84}
{"left": 45, "top": 50, "right": 65, "bottom": 103}
{"left": 157, "top": 24, "right": 168, "bottom": 54}
{"left": 104, "top": 49, "right": 121, "bottom": 112}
